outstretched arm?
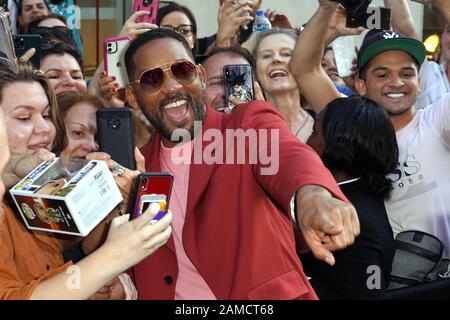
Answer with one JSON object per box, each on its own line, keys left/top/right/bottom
{"left": 289, "top": 1, "right": 343, "bottom": 115}
{"left": 384, "top": 0, "right": 419, "bottom": 40}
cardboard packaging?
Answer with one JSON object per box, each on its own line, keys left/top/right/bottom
{"left": 10, "top": 158, "right": 123, "bottom": 236}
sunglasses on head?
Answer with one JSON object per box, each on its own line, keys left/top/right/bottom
{"left": 131, "top": 60, "right": 198, "bottom": 94}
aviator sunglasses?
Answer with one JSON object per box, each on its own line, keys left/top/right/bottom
{"left": 131, "top": 60, "right": 198, "bottom": 94}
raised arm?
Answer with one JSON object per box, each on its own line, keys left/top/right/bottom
{"left": 289, "top": 1, "right": 342, "bottom": 114}
{"left": 431, "top": 0, "right": 450, "bottom": 27}
{"left": 383, "top": 0, "right": 419, "bottom": 40}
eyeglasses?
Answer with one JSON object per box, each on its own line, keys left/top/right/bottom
{"left": 160, "top": 24, "right": 195, "bottom": 37}
{"left": 131, "top": 60, "right": 198, "bottom": 94}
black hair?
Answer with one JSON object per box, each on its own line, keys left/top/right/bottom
{"left": 203, "top": 46, "right": 256, "bottom": 72}
{"left": 18, "top": 0, "right": 51, "bottom": 15}
{"left": 157, "top": 1, "right": 198, "bottom": 54}
{"left": 157, "top": 1, "right": 197, "bottom": 35}
{"left": 321, "top": 96, "right": 399, "bottom": 199}
{"left": 124, "top": 28, "right": 194, "bottom": 83}
{"left": 41, "top": 43, "right": 83, "bottom": 69}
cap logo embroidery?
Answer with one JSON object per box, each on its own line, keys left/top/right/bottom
{"left": 383, "top": 32, "right": 400, "bottom": 39}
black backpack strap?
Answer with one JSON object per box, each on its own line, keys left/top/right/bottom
{"left": 395, "top": 240, "right": 442, "bottom": 262}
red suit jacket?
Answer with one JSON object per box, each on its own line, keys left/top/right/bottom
{"left": 134, "top": 101, "right": 347, "bottom": 300}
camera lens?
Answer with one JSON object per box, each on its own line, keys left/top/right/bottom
{"left": 107, "top": 116, "right": 121, "bottom": 129}
{"left": 143, "top": 0, "right": 151, "bottom": 6}
{"left": 140, "top": 178, "right": 148, "bottom": 191}
{"left": 14, "top": 38, "right": 25, "bottom": 49}
{"left": 108, "top": 43, "right": 112, "bottom": 47}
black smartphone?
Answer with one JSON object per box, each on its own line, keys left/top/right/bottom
{"left": 223, "top": 64, "right": 254, "bottom": 112}
{"left": 129, "top": 172, "right": 174, "bottom": 222}
{"left": 13, "top": 34, "right": 42, "bottom": 68}
{"left": 96, "top": 108, "right": 136, "bottom": 170}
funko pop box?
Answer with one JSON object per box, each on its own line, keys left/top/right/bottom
{"left": 9, "top": 158, "right": 123, "bottom": 236}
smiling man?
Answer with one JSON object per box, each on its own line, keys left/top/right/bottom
{"left": 124, "top": 28, "right": 359, "bottom": 300}
{"left": 291, "top": 0, "right": 450, "bottom": 259}
{"left": 202, "top": 46, "right": 256, "bottom": 113}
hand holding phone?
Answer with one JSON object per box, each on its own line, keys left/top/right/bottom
{"left": 13, "top": 35, "right": 42, "bottom": 69}
{"left": 129, "top": 173, "right": 173, "bottom": 223}
{"left": 133, "top": 0, "right": 159, "bottom": 24}
{"left": 223, "top": 64, "right": 254, "bottom": 112}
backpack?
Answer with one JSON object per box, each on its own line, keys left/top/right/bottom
{"left": 388, "top": 230, "right": 450, "bottom": 290}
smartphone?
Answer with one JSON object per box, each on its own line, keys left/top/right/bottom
{"left": 223, "top": 64, "right": 254, "bottom": 111}
{"left": 96, "top": 108, "right": 136, "bottom": 170}
{"left": 129, "top": 173, "right": 174, "bottom": 222}
{"left": 133, "top": 0, "right": 159, "bottom": 24}
{"left": 0, "top": 10, "right": 17, "bottom": 72}
{"left": 331, "top": 36, "right": 356, "bottom": 78}
{"left": 104, "top": 36, "right": 132, "bottom": 89}
{"left": 13, "top": 35, "right": 42, "bottom": 69}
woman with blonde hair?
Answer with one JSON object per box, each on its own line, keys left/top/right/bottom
{"left": 249, "top": 28, "right": 315, "bottom": 142}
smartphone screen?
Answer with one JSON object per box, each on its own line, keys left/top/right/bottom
{"left": 138, "top": 194, "right": 167, "bottom": 223}
{"left": 223, "top": 64, "right": 254, "bottom": 111}
{"left": 130, "top": 173, "right": 173, "bottom": 221}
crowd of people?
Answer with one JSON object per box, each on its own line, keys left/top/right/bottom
{"left": 0, "top": 0, "right": 449, "bottom": 300}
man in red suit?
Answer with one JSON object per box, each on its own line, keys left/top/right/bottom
{"left": 124, "top": 28, "right": 360, "bottom": 300}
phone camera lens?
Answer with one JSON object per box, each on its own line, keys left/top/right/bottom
{"left": 107, "top": 116, "right": 121, "bottom": 129}
{"left": 140, "top": 178, "right": 148, "bottom": 191}
{"left": 143, "top": 0, "right": 150, "bottom": 6}
{"left": 14, "top": 38, "right": 25, "bottom": 49}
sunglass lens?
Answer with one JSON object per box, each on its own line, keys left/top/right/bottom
{"left": 171, "top": 61, "right": 197, "bottom": 84}
{"left": 140, "top": 68, "right": 164, "bottom": 92}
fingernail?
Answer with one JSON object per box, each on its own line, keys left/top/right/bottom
{"left": 112, "top": 76, "right": 116, "bottom": 81}
{"left": 325, "top": 256, "right": 334, "bottom": 265}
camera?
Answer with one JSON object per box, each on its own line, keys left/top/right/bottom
{"left": 106, "top": 41, "right": 117, "bottom": 54}
{"left": 332, "top": 0, "right": 391, "bottom": 30}
{"left": 143, "top": 0, "right": 152, "bottom": 7}
{"left": 140, "top": 178, "right": 148, "bottom": 191}
{"left": 14, "top": 37, "right": 25, "bottom": 49}
{"left": 107, "top": 116, "right": 121, "bottom": 130}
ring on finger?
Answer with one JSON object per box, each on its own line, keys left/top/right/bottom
{"left": 112, "top": 163, "right": 126, "bottom": 177}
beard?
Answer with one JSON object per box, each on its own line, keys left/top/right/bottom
{"left": 140, "top": 91, "right": 206, "bottom": 143}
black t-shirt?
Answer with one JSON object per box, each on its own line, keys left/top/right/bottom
{"left": 300, "top": 178, "right": 395, "bottom": 299}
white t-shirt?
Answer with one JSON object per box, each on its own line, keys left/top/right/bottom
{"left": 417, "top": 60, "right": 450, "bottom": 110}
{"left": 385, "top": 93, "right": 450, "bottom": 258}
